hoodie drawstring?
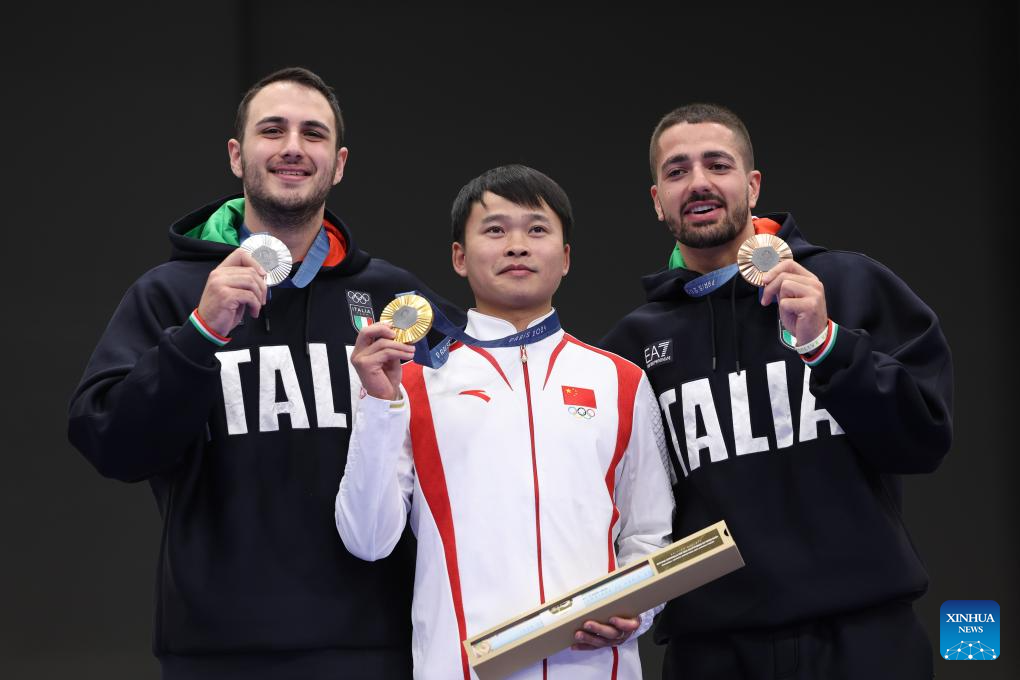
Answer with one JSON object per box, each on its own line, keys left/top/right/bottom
{"left": 731, "top": 277, "right": 741, "bottom": 374}
{"left": 304, "top": 281, "right": 315, "bottom": 356}
{"left": 705, "top": 296, "right": 717, "bottom": 372}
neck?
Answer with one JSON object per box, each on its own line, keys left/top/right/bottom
{"left": 244, "top": 204, "right": 325, "bottom": 261}
{"left": 680, "top": 220, "right": 755, "bottom": 274}
{"left": 474, "top": 302, "right": 553, "bottom": 332}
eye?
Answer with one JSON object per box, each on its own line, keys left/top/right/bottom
{"left": 710, "top": 162, "right": 732, "bottom": 171}
{"left": 304, "top": 129, "right": 326, "bottom": 139}
{"left": 261, "top": 126, "right": 283, "bottom": 136}
{"left": 484, "top": 225, "right": 504, "bottom": 235}
{"left": 665, "top": 167, "right": 686, "bottom": 178}
{"left": 529, "top": 224, "right": 549, "bottom": 234}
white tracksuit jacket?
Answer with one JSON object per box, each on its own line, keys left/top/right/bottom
{"left": 336, "top": 310, "right": 675, "bottom": 680}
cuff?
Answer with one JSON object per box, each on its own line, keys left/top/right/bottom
{"left": 804, "top": 323, "right": 861, "bottom": 383}
{"left": 168, "top": 319, "right": 227, "bottom": 368}
{"left": 357, "top": 385, "right": 408, "bottom": 415}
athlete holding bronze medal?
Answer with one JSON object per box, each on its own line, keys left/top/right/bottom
{"left": 601, "top": 103, "right": 953, "bottom": 680}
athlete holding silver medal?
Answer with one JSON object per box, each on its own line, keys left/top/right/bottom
{"left": 68, "top": 67, "right": 459, "bottom": 680}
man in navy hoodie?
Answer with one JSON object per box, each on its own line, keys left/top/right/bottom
{"left": 601, "top": 103, "right": 953, "bottom": 679}
{"left": 68, "top": 67, "right": 455, "bottom": 679}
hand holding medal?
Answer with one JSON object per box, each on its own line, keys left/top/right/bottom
{"left": 749, "top": 236, "right": 829, "bottom": 353}
{"left": 194, "top": 235, "right": 289, "bottom": 338}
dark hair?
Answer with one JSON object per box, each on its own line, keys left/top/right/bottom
{"left": 451, "top": 165, "right": 574, "bottom": 244}
{"left": 235, "top": 66, "right": 345, "bottom": 149}
{"left": 649, "top": 103, "right": 754, "bottom": 180}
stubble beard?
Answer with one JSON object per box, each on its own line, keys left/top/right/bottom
{"left": 242, "top": 156, "right": 335, "bottom": 231}
{"left": 668, "top": 190, "right": 750, "bottom": 250}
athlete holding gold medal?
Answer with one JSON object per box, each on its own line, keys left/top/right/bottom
{"left": 336, "top": 165, "right": 675, "bottom": 680}
{"left": 601, "top": 104, "right": 953, "bottom": 680}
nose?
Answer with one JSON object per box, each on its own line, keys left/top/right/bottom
{"left": 279, "top": 129, "right": 305, "bottom": 160}
{"left": 688, "top": 163, "right": 712, "bottom": 190}
{"left": 505, "top": 232, "right": 529, "bottom": 257}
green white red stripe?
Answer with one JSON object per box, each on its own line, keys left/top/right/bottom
{"left": 802, "top": 320, "right": 838, "bottom": 367}
{"left": 189, "top": 308, "right": 231, "bottom": 346}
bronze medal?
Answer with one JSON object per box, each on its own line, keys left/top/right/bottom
{"left": 737, "top": 233, "right": 793, "bottom": 286}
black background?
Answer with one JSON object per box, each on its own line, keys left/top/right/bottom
{"left": 4, "top": 3, "right": 1017, "bottom": 678}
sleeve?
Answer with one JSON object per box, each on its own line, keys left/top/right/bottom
{"left": 67, "top": 275, "right": 224, "bottom": 482}
{"left": 613, "top": 373, "right": 676, "bottom": 637}
{"left": 334, "top": 389, "right": 415, "bottom": 561}
{"left": 808, "top": 258, "right": 954, "bottom": 474}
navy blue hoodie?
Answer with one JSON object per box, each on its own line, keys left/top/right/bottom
{"left": 68, "top": 196, "right": 461, "bottom": 661}
{"left": 600, "top": 213, "right": 953, "bottom": 639}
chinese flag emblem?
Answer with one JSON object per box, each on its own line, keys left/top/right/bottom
{"left": 562, "top": 386, "right": 596, "bottom": 408}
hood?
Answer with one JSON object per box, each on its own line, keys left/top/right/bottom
{"left": 641, "top": 212, "right": 826, "bottom": 304}
{"left": 167, "top": 194, "right": 372, "bottom": 277}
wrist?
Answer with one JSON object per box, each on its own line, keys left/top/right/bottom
{"left": 189, "top": 308, "right": 231, "bottom": 347}
{"left": 794, "top": 320, "right": 832, "bottom": 354}
{"left": 802, "top": 320, "right": 839, "bottom": 366}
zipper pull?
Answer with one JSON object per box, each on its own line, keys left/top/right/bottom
{"left": 520, "top": 345, "right": 528, "bottom": 364}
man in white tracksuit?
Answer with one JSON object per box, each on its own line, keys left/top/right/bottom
{"left": 335, "top": 165, "right": 675, "bottom": 680}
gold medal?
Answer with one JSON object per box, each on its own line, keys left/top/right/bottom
{"left": 737, "top": 233, "right": 792, "bottom": 286}
{"left": 380, "top": 294, "right": 434, "bottom": 344}
{"left": 239, "top": 233, "right": 293, "bottom": 286}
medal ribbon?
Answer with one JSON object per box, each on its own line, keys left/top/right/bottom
{"left": 399, "top": 291, "right": 562, "bottom": 369}
{"left": 239, "top": 224, "right": 330, "bottom": 289}
{"left": 683, "top": 264, "right": 740, "bottom": 298}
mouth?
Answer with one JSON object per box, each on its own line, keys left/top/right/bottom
{"left": 270, "top": 166, "right": 312, "bottom": 182}
{"left": 499, "top": 264, "right": 536, "bottom": 276}
{"left": 683, "top": 199, "right": 724, "bottom": 219}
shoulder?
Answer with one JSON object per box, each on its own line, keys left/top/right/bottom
{"left": 804, "top": 249, "right": 930, "bottom": 306}
{"left": 563, "top": 333, "right": 645, "bottom": 382}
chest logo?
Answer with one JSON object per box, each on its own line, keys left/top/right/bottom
{"left": 562, "top": 385, "right": 597, "bottom": 420}
{"left": 346, "top": 290, "right": 376, "bottom": 332}
{"left": 643, "top": 339, "right": 674, "bottom": 369}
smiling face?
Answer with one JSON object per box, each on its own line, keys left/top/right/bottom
{"left": 228, "top": 81, "right": 348, "bottom": 229}
{"left": 650, "top": 121, "right": 761, "bottom": 250}
{"left": 452, "top": 192, "right": 570, "bottom": 326}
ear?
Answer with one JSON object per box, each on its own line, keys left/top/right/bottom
{"left": 562, "top": 243, "right": 571, "bottom": 276}
{"left": 747, "top": 170, "right": 762, "bottom": 210}
{"left": 451, "top": 241, "right": 468, "bottom": 278}
{"left": 228, "top": 139, "right": 243, "bottom": 179}
{"left": 650, "top": 184, "right": 665, "bottom": 221}
{"left": 333, "top": 147, "right": 349, "bottom": 185}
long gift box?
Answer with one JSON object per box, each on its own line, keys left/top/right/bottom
{"left": 463, "top": 520, "right": 744, "bottom": 679}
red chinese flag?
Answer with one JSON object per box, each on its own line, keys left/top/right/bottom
{"left": 562, "top": 386, "right": 596, "bottom": 408}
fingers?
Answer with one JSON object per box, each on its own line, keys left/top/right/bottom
{"left": 760, "top": 265, "right": 823, "bottom": 307}
{"left": 221, "top": 247, "right": 268, "bottom": 277}
{"left": 353, "top": 321, "right": 398, "bottom": 351}
{"left": 570, "top": 617, "right": 639, "bottom": 651}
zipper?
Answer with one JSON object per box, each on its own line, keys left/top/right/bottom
{"left": 521, "top": 344, "right": 545, "bottom": 604}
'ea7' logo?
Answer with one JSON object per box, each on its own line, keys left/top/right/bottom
{"left": 643, "top": 339, "right": 673, "bottom": 369}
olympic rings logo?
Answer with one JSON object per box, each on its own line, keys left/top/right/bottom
{"left": 568, "top": 406, "right": 596, "bottom": 420}
{"left": 347, "top": 291, "right": 371, "bottom": 304}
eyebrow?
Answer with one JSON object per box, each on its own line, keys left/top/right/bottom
{"left": 482, "top": 212, "right": 552, "bottom": 223}
{"left": 660, "top": 150, "right": 737, "bottom": 171}
{"left": 254, "top": 116, "right": 332, "bottom": 134}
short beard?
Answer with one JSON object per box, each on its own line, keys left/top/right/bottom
{"left": 667, "top": 190, "right": 750, "bottom": 250}
{"left": 242, "top": 158, "right": 335, "bottom": 231}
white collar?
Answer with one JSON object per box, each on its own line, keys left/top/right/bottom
{"left": 463, "top": 308, "right": 557, "bottom": 342}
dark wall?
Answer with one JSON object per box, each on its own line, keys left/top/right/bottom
{"left": 5, "top": 3, "right": 1017, "bottom": 678}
